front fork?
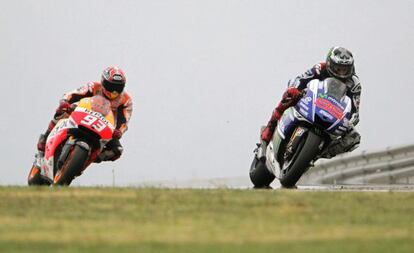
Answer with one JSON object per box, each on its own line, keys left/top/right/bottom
{"left": 284, "top": 127, "right": 307, "bottom": 161}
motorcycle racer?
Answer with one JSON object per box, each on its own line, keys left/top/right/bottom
{"left": 260, "top": 47, "right": 361, "bottom": 158}
{"left": 33, "top": 66, "right": 132, "bottom": 166}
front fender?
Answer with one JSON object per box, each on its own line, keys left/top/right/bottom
{"left": 57, "top": 139, "right": 91, "bottom": 171}
{"left": 76, "top": 141, "right": 91, "bottom": 151}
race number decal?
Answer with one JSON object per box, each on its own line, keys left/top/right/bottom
{"left": 80, "top": 115, "right": 107, "bottom": 132}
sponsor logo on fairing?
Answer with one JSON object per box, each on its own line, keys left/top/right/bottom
{"left": 80, "top": 108, "right": 111, "bottom": 125}
{"left": 327, "top": 96, "right": 345, "bottom": 109}
{"left": 302, "top": 96, "right": 312, "bottom": 104}
{"left": 299, "top": 108, "right": 309, "bottom": 117}
{"left": 299, "top": 101, "right": 309, "bottom": 110}
{"left": 49, "top": 119, "right": 71, "bottom": 139}
{"left": 315, "top": 98, "right": 343, "bottom": 119}
{"left": 319, "top": 110, "right": 334, "bottom": 120}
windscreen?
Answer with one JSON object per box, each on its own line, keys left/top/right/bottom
{"left": 90, "top": 95, "right": 112, "bottom": 116}
{"left": 325, "top": 78, "right": 347, "bottom": 101}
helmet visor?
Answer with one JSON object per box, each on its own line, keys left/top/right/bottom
{"left": 102, "top": 79, "right": 125, "bottom": 94}
{"left": 331, "top": 62, "right": 352, "bottom": 78}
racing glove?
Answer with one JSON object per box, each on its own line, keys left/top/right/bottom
{"left": 55, "top": 100, "right": 74, "bottom": 116}
{"left": 282, "top": 87, "right": 303, "bottom": 104}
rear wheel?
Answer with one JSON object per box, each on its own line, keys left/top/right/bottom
{"left": 279, "top": 131, "right": 322, "bottom": 188}
{"left": 249, "top": 157, "right": 275, "bottom": 188}
{"left": 53, "top": 145, "right": 89, "bottom": 186}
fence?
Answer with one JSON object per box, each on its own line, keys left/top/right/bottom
{"left": 299, "top": 144, "right": 414, "bottom": 184}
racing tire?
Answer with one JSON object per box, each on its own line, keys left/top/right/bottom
{"left": 279, "top": 131, "right": 322, "bottom": 188}
{"left": 249, "top": 157, "right": 275, "bottom": 188}
{"left": 53, "top": 145, "right": 89, "bottom": 186}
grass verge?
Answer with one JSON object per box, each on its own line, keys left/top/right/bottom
{"left": 0, "top": 187, "right": 413, "bottom": 253}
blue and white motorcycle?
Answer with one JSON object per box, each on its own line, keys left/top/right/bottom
{"left": 250, "top": 78, "right": 353, "bottom": 188}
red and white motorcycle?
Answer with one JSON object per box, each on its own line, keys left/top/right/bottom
{"left": 28, "top": 95, "right": 116, "bottom": 186}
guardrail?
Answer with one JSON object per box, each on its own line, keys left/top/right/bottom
{"left": 299, "top": 144, "right": 414, "bottom": 184}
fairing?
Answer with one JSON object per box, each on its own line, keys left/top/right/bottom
{"left": 278, "top": 78, "right": 352, "bottom": 138}
{"left": 41, "top": 95, "right": 116, "bottom": 181}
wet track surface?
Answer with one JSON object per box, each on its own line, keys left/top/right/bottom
{"left": 134, "top": 174, "right": 414, "bottom": 191}
{"left": 296, "top": 184, "right": 414, "bottom": 192}
{"left": 137, "top": 178, "right": 414, "bottom": 192}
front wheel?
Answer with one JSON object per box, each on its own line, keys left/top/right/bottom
{"left": 279, "top": 131, "right": 322, "bottom": 188}
{"left": 53, "top": 145, "right": 89, "bottom": 186}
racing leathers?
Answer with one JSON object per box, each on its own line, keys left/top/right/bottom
{"left": 37, "top": 81, "right": 133, "bottom": 162}
{"left": 261, "top": 62, "right": 361, "bottom": 158}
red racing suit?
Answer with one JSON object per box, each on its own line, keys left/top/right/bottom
{"left": 261, "top": 62, "right": 362, "bottom": 151}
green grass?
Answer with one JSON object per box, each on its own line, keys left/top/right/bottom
{"left": 0, "top": 187, "right": 413, "bottom": 253}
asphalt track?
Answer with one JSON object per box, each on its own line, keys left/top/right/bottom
{"left": 296, "top": 184, "right": 414, "bottom": 192}
{"left": 137, "top": 179, "right": 414, "bottom": 192}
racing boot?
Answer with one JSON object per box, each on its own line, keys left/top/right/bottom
{"left": 36, "top": 119, "right": 58, "bottom": 152}
{"left": 28, "top": 151, "right": 51, "bottom": 186}
{"left": 28, "top": 163, "right": 41, "bottom": 185}
{"left": 37, "top": 133, "right": 48, "bottom": 153}
{"left": 36, "top": 100, "right": 73, "bottom": 152}
{"left": 95, "top": 138, "right": 124, "bottom": 163}
{"left": 320, "top": 129, "right": 361, "bottom": 159}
